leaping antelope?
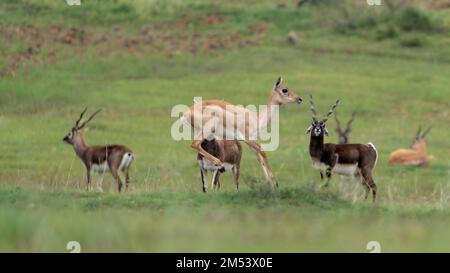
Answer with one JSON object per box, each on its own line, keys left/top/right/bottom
{"left": 63, "top": 108, "right": 134, "bottom": 192}
{"left": 388, "top": 126, "right": 435, "bottom": 167}
{"left": 182, "top": 76, "right": 302, "bottom": 188}
{"left": 334, "top": 111, "right": 356, "bottom": 144}
{"left": 306, "top": 96, "right": 378, "bottom": 202}
{"left": 198, "top": 139, "right": 242, "bottom": 192}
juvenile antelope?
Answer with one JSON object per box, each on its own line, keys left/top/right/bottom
{"left": 334, "top": 111, "right": 356, "bottom": 144}
{"left": 388, "top": 126, "right": 435, "bottom": 167}
{"left": 63, "top": 108, "right": 134, "bottom": 192}
{"left": 306, "top": 96, "right": 378, "bottom": 202}
{"left": 182, "top": 76, "right": 302, "bottom": 188}
{"left": 198, "top": 139, "right": 242, "bottom": 192}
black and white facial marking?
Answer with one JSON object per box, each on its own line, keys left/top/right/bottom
{"left": 63, "top": 128, "right": 76, "bottom": 144}
{"left": 306, "top": 94, "right": 338, "bottom": 137}
{"left": 306, "top": 121, "right": 329, "bottom": 137}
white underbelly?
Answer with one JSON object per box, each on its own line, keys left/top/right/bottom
{"left": 313, "top": 161, "right": 359, "bottom": 176}
{"left": 92, "top": 162, "right": 109, "bottom": 173}
{"left": 333, "top": 163, "right": 359, "bottom": 176}
{"left": 199, "top": 159, "right": 234, "bottom": 172}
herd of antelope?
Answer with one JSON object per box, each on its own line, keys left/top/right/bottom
{"left": 63, "top": 77, "right": 434, "bottom": 202}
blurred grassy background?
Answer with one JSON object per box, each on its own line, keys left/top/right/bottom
{"left": 0, "top": 0, "right": 450, "bottom": 252}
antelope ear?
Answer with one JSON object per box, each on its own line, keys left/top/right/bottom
{"left": 306, "top": 126, "right": 312, "bottom": 134}
{"left": 324, "top": 128, "right": 329, "bottom": 136}
{"left": 275, "top": 76, "right": 282, "bottom": 88}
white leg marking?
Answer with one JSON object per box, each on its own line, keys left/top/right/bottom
{"left": 88, "top": 168, "right": 94, "bottom": 192}
{"left": 97, "top": 171, "right": 105, "bottom": 192}
{"left": 231, "top": 166, "right": 238, "bottom": 191}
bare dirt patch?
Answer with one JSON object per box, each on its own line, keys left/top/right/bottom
{"left": 0, "top": 20, "right": 269, "bottom": 77}
{"left": 202, "top": 13, "right": 225, "bottom": 26}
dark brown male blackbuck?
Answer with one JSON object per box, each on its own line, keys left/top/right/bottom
{"left": 306, "top": 96, "right": 378, "bottom": 202}
{"left": 198, "top": 139, "right": 242, "bottom": 192}
{"left": 63, "top": 108, "right": 134, "bottom": 192}
{"left": 334, "top": 111, "right": 356, "bottom": 144}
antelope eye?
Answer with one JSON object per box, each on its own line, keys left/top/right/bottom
{"left": 281, "top": 88, "right": 288, "bottom": 94}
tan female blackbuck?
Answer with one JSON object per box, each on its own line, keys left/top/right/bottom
{"left": 182, "top": 77, "right": 302, "bottom": 188}
{"left": 388, "top": 126, "right": 435, "bottom": 167}
{"left": 63, "top": 108, "right": 134, "bottom": 192}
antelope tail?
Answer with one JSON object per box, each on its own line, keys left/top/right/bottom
{"left": 367, "top": 142, "right": 378, "bottom": 169}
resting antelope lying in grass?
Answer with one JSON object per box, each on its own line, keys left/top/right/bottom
{"left": 198, "top": 139, "right": 242, "bottom": 192}
{"left": 63, "top": 108, "right": 134, "bottom": 192}
{"left": 306, "top": 96, "right": 378, "bottom": 202}
{"left": 388, "top": 126, "right": 435, "bottom": 167}
{"left": 182, "top": 76, "right": 302, "bottom": 188}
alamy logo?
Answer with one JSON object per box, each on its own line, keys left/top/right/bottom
{"left": 66, "top": 241, "right": 81, "bottom": 253}
{"left": 66, "top": 0, "right": 81, "bottom": 6}
{"left": 367, "top": 241, "right": 381, "bottom": 253}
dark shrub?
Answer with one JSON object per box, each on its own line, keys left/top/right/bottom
{"left": 399, "top": 35, "right": 425, "bottom": 47}
{"left": 111, "top": 3, "right": 133, "bottom": 14}
{"left": 396, "top": 6, "right": 432, "bottom": 32}
{"left": 375, "top": 24, "right": 398, "bottom": 40}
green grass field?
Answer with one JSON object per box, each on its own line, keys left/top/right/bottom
{"left": 1, "top": 0, "right": 450, "bottom": 252}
